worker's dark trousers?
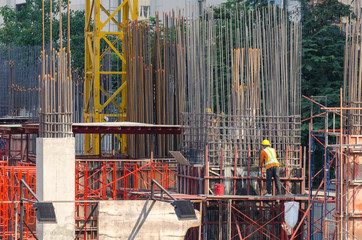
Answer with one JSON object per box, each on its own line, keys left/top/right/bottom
{"left": 266, "top": 166, "right": 281, "bottom": 195}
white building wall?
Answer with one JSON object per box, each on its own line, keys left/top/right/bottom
{"left": 0, "top": 0, "right": 15, "bottom": 8}
{"left": 0, "top": 0, "right": 15, "bottom": 24}
{"left": 150, "top": 0, "right": 226, "bottom": 17}
{"left": 67, "top": 0, "right": 84, "bottom": 11}
{"left": 0, "top": 0, "right": 306, "bottom": 32}
{"left": 0, "top": 0, "right": 85, "bottom": 24}
{"left": 139, "top": 0, "right": 151, "bottom": 20}
{"left": 339, "top": 0, "right": 361, "bottom": 17}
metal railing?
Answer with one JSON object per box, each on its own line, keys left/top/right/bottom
{"left": 151, "top": 179, "right": 177, "bottom": 202}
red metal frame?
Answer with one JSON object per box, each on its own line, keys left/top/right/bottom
{"left": 0, "top": 161, "right": 36, "bottom": 239}
{"left": 175, "top": 144, "right": 307, "bottom": 240}
{"left": 74, "top": 159, "right": 177, "bottom": 239}
{"left": 5, "top": 108, "right": 361, "bottom": 239}
{"left": 300, "top": 90, "right": 362, "bottom": 240}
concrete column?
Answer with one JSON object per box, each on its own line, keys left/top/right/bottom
{"left": 36, "top": 138, "right": 75, "bottom": 239}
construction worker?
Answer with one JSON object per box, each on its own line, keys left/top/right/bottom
{"left": 260, "top": 139, "right": 281, "bottom": 196}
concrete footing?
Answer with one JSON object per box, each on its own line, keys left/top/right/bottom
{"left": 36, "top": 138, "right": 75, "bottom": 239}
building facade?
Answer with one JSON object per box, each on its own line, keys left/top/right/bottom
{"left": 339, "top": 0, "right": 361, "bottom": 18}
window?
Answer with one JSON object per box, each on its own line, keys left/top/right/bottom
{"left": 143, "top": 6, "right": 150, "bottom": 18}
{"left": 16, "top": 3, "right": 26, "bottom": 12}
{"left": 16, "top": 0, "right": 26, "bottom": 12}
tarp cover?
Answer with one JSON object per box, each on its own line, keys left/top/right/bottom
{"left": 284, "top": 201, "right": 300, "bottom": 234}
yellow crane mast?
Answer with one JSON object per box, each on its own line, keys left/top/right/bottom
{"left": 84, "top": 0, "right": 138, "bottom": 155}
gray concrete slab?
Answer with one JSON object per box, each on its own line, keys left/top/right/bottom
{"left": 98, "top": 200, "right": 201, "bottom": 239}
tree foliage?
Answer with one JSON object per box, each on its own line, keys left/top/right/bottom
{"left": 301, "top": 0, "right": 352, "bottom": 137}
{"left": 0, "top": 0, "right": 85, "bottom": 70}
{"left": 301, "top": 0, "right": 352, "bottom": 184}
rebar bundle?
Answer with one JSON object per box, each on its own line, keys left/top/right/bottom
{"left": 124, "top": 4, "right": 302, "bottom": 167}
{"left": 351, "top": 0, "right": 361, "bottom": 19}
{"left": 39, "top": 48, "right": 73, "bottom": 138}
{"left": 184, "top": 5, "right": 301, "bottom": 167}
{"left": 124, "top": 13, "right": 185, "bottom": 157}
{"left": 124, "top": 21, "right": 153, "bottom": 157}
{"left": 182, "top": 4, "right": 301, "bottom": 117}
{"left": 39, "top": 0, "right": 73, "bottom": 138}
{"left": 344, "top": 17, "right": 362, "bottom": 133}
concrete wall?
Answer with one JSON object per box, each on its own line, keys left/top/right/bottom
{"left": 98, "top": 200, "right": 201, "bottom": 239}
{"left": 36, "top": 138, "right": 75, "bottom": 240}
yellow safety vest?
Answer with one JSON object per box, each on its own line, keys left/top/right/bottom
{"left": 264, "top": 147, "right": 279, "bottom": 167}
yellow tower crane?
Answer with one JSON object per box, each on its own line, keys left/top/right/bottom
{"left": 84, "top": 0, "right": 138, "bottom": 155}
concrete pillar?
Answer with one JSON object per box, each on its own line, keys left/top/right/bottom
{"left": 36, "top": 138, "right": 75, "bottom": 239}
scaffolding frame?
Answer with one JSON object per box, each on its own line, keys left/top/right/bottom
{"left": 0, "top": 161, "right": 36, "bottom": 239}
{"left": 176, "top": 145, "right": 306, "bottom": 240}
{"left": 75, "top": 158, "right": 177, "bottom": 239}
{"left": 4, "top": 100, "right": 362, "bottom": 240}
{"left": 301, "top": 89, "right": 362, "bottom": 240}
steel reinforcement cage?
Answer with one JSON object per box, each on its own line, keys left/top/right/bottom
{"left": 181, "top": 113, "right": 302, "bottom": 168}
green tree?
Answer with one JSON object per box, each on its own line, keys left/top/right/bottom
{"left": 301, "top": 0, "right": 352, "bottom": 185}
{"left": 301, "top": 0, "right": 351, "bottom": 135}
{"left": 62, "top": 9, "right": 85, "bottom": 70}
{"left": 0, "top": 0, "right": 85, "bottom": 70}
